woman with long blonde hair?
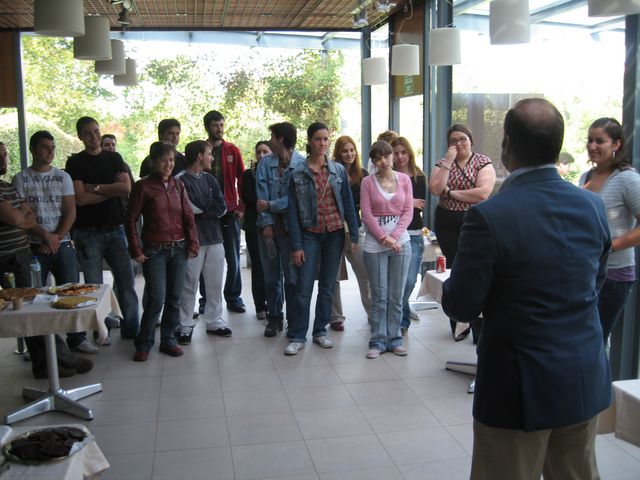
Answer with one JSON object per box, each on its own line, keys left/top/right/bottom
{"left": 329, "top": 135, "right": 371, "bottom": 330}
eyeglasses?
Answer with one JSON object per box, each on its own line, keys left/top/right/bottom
{"left": 448, "top": 136, "right": 469, "bottom": 146}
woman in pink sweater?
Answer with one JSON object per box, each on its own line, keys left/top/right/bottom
{"left": 360, "top": 141, "right": 414, "bottom": 358}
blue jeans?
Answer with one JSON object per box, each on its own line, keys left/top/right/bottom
{"left": 364, "top": 243, "right": 411, "bottom": 351}
{"left": 245, "top": 230, "right": 267, "bottom": 313}
{"left": 258, "top": 233, "right": 297, "bottom": 322}
{"left": 288, "top": 229, "right": 344, "bottom": 343}
{"left": 136, "top": 243, "right": 188, "bottom": 352}
{"left": 221, "top": 214, "right": 243, "bottom": 307}
{"left": 401, "top": 235, "right": 425, "bottom": 329}
{"left": 72, "top": 226, "right": 140, "bottom": 338}
{"left": 34, "top": 242, "right": 85, "bottom": 348}
{"left": 598, "top": 278, "right": 635, "bottom": 341}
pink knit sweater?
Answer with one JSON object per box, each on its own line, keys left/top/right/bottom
{"left": 360, "top": 172, "right": 414, "bottom": 242}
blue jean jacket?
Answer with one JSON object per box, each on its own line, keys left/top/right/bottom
{"left": 256, "top": 151, "right": 305, "bottom": 230}
{"left": 288, "top": 158, "right": 359, "bottom": 252}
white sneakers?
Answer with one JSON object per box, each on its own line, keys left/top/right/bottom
{"left": 313, "top": 336, "right": 334, "bottom": 349}
{"left": 284, "top": 336, "right": 334, "bottom": 355}
{"left": 284, "top": 342, "right": 305, "bottom": 355}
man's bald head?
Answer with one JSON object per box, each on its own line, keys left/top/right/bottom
{"left": 502, "top": 98, "right": 564, "bottom": 170}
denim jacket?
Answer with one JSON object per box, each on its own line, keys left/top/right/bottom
{"left": 256, "top": 151, "right": 305, "bottom": 230}
{"left": 288, "top": 157, "right": 359, "bottom": 252}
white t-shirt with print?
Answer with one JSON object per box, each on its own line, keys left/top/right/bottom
{"left": 12, "top": 167, "right": 75, "bottom": 244}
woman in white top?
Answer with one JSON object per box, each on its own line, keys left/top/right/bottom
{"left": 360, "top": 141, "right": 414, "bottom": 358}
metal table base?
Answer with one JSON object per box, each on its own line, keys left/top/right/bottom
{"left": 445, "top": 360, "right": 477, "bottom": 394}
{"left": 4, "top": 334, "right": 102, "bottom": 424}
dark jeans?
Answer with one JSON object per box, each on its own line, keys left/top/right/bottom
{"left": 258, "top": 233, "right": 297, "bottom": 322}
{"left": 135, "top": 243, "right": 188, "bottom": 352}
{"left": 221, "top": 213, "right": 243, "bottom": 307}
{"left": 598, "top": 278, "right": 635, "bottom": 341}
{"left": 34, "top": 242, "right": 85, "bottom": 348}
{"left": 72, "top": 226, "right": 139, "bottom": 338}
{"left": 244, "top": 230, "right": 267, "bottom": 313}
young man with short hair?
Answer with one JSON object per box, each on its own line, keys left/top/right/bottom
{"left": 12, "top": 130, "right": 96, "bottom": 352}
{"left": 139, "top": 118, "right": 187, "bottom": 177}
{"left": 175, "top": 140, "right": 230, "bottom": 343}
{"left": 203, "top": 110, "right": 246, "bottom": 313}
{"left": 65, "top": 117, "right": 140, "bottom": 340}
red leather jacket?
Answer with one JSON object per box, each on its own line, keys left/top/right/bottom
{"left": 126, "top": 174, "right": 199, "bottom": 258}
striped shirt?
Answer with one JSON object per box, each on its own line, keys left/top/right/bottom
{"left": 0, "top": 180, "right": 29, "bottom": 257}
{"left": 580, "top": 168, "right": 640, "bottom": 277}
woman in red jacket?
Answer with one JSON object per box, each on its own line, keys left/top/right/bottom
{"left": 126, "top": 142, "right": 199, "bottom": 362}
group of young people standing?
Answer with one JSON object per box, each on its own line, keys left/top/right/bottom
{"left": 242, "top": 122, "right": 430, "bottom": 357}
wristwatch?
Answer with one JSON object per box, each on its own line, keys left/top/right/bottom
{"left": 93, "top": 185, "right": 101, "bottom": 193}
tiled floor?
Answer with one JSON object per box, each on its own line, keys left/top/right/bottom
{"left": 1, "top": 263, "right": 640, "bottom": 479}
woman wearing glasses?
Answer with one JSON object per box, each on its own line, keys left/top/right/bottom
{"left": 429, "top": 124, "right": 496, "bottom": 341}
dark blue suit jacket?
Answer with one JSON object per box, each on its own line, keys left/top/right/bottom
{"left": 442, "top": 167, "right": 612, "bottom": 431}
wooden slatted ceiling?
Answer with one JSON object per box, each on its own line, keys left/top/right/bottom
{"left": 0, "top": 0, "right": 407, "bottom": 31}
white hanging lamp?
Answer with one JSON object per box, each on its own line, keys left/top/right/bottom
{"left": 363, "top": 57, "right": 388, "bottom": 85}
{"left": 34, "top": 0, "right": 85, "bottom": 37}
{"left": 588, "top": 0, "right": 640, "bottom": 16}
{"left": 114, "top": 58, "right": 138, "bottom": 86}
{"left": 490, "top": 0, "right": 531, "bottom": 45}
{"left": 95, "top": 40, "right": 126, "bottom": 75}
{"left": 74, "top": 16, "right": 112, "bottom": 61}
{"left": 428, "top": 28, "right": 461, "bottom": 66}
{"left": 391, "top": 44, "right": 420, "bottom": 76}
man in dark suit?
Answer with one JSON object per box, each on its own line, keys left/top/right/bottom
{"left": 442, "top": 98, "right": 612, "bottom": 479}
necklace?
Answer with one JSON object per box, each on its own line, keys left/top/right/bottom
{"left": 376, "top": 171, "right": 396, "bottom": 193}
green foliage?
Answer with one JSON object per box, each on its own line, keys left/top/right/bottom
{"left": 0, "top": 112, "right": 83, "bottom": 179}
{"left": 13, "top": 39, "right": 348, "bottom": 172}
{"left": 21, "top": 36, "right": 114, "bottom": 135}
{"left": 263, "top": 50, "right": 344, "bottom": 134}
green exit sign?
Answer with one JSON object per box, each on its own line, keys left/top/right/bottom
{"left": 404, "top": 76, "right": 414, "bottom": 95}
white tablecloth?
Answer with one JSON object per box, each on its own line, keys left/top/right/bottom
{"left": 417, "top": 269, "right": 450, "bottom": 303}
{"left": 0, "top": 285, "right": 118, "bottom": 341}
{"left": 421, "top": 236, "right": 441, "bottom": 263}
{"left": 598, "top": 379, "right": 640, "bottom": 447}
{"left": 0, "top": 424, "right": 109, "bottom": 479}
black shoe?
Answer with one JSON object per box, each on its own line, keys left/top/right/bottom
{"left": 227, "top": 303, "right": 246, "bottom": 313}
{"left": 177, "top": 327, "right": 194, "bottom": 345}
{"left": 207, "top": 327, "right": 232, "bottom": 337}
{"left": 198, "top": 303, "right": 205, "bottom": 315}
{"left": 192, "top": 312, "right": 200, "bottom": 319}
{"left": 264, "top": 318, "right": 283, "bottom": 338}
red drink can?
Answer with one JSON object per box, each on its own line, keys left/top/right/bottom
{"left": 436, "top": 255, "right": 446, "bottom": 273}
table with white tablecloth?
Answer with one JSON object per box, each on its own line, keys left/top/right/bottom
{"left": 598, "top": 380, "right": 640, "bottom": 447}
{"left": 0, "top": 285, "right": 120, "bottom": 424}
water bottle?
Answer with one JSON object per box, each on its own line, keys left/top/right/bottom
{"left": 30, "top": 257, "right": 42, "bottom": 288}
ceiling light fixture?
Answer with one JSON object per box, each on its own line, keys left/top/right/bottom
{"left": 428, "top": 27, "right": 461, "bottom": 65}
{"left": 114, "top": 58, "right": 138, "bottom": 86}
{"left": 74, "top": 15, "right": 112, "bottom": 60}
{"left": 390, "top": 0, "right": 419, "bottom": 76}
{"left": 489, "top": 0, "right": 531, "bottom": 45}
{"left": 588, "top": 0, "right": 640, "bottom": 16}
{"left": 34, "top": 0, "right": 85, "bottom": 37}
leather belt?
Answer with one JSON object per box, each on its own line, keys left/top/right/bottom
{"left": 147, "top": 239, "right": 185, "bottom": 249}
